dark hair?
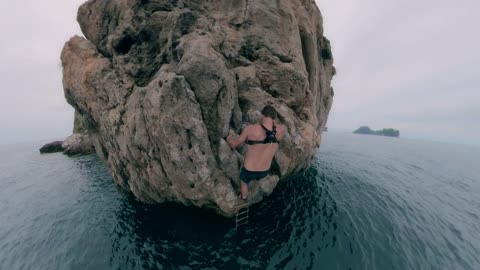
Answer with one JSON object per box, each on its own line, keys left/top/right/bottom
{"left": 261, "top": 105, "right": 277, "bottom": 119}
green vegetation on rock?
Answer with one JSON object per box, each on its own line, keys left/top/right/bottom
{"left": 73, "top": 110, "right": 87, "bottom": 133}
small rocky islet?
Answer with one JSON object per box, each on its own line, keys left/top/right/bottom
{"left": 354, "top": 126, "right": 400, "bottom": 137}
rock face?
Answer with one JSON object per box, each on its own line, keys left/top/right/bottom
{"left": 61, "top": 0, "right": 334, "bottom": 216}
{"left": 73, "top": 110, "right": 87, "bottom": 134}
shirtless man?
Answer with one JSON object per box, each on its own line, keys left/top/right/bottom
{"left": 226, "top": 105, "right": 285, "bottom": 200}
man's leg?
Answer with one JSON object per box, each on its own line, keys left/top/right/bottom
{"left": 240, "top": 180, "right": 248, "bottom": 200}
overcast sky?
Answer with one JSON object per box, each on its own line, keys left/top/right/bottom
{"left": 317, "top": 0, "right": 479, "bottom": 145}
{"left": 0, "top": 0, "right": 478, "bottom": 146}
{"left": 0, "top": 0, "right": 85, "bottom": 144}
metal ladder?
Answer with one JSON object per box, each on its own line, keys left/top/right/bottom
{"left": 235, "top": 202, "right": 250, "bottom": 228}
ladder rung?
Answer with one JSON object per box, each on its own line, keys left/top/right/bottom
{"left": 234, "top": 202, "right": 251, "bottom": 228}
{"left": 237, "top": 216, "right": 248, "bottom": 222}
{"left": 236, "top": 221, "right": 248, "bottom": 227}
{"left": 237, "top": 210, "right": 249, "bottom": 216}
{"left": 235, "top": 217, "right": 248, "bottom": 223}
{"left": 235, "top": 203, "right": 250, "bottom": 209}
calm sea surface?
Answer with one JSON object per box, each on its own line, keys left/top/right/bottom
{"left": 1, "top": 133, "right": 479, "bottom": 270}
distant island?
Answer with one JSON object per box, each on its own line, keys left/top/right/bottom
{"left": 353, "top": 126, "right": 400, "bottom": 137}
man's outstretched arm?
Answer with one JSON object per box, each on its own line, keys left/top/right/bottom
{"left": 226, "top": 126, "right": 250, "bottom": 149}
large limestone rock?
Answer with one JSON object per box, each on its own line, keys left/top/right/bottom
{"left": 61, "top": 0, "right": 334, "bottom": 216}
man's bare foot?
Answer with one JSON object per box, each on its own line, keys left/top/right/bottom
{"left": 239, "top": 192, "right": 247, "bottom": 201}
{"left": 240, "top": 181, "right": 248, "bottom": 201}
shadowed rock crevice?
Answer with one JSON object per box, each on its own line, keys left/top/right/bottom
{"left": 62, "top": 0, "right": 334, "bottom": 217}
{"left": 112, "top": 34, "right": 135, "bottom": 55}
{"left": 300, "top": 29, "right": 315, "bottom": 92}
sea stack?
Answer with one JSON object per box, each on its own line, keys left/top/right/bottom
{"left": 61, "top": 0, "right": 335, "bottom": 216}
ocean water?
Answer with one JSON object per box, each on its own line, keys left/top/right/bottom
{"left": 1, "top": 133, "right": 479, "bottom": 270}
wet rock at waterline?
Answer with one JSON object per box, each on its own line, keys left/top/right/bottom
{"left": 61, "top": 0, "right": 334, "bottom": 216}
{"left": 39, "top": 141, "right": 64, "bottom": 154}
{"left": 62, "top": 132, "right": 96, "bottom": 156}
{"left": 39, "top": 132, "right": 95, "bottom": 156}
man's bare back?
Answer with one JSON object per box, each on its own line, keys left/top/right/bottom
{"left": 242, "top": 123, "right": 285, "bottom": 171}
{"left": 226, "top": 106, "right": 285, "bottom": 200}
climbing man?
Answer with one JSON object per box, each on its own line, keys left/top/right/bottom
{"left": 226, "top": 105, "right": 285, "bottom": 200}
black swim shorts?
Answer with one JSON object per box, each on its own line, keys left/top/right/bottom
{"left": 240, "top": 167, "right": 270, "bottom": 184}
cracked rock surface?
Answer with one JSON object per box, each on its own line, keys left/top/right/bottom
{"left": 62, "top": 0, "right": 334, "bottom": 216}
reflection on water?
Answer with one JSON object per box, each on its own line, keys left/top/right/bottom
{"left": 106, "top": 161, "right": 338, "bottom": 269}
